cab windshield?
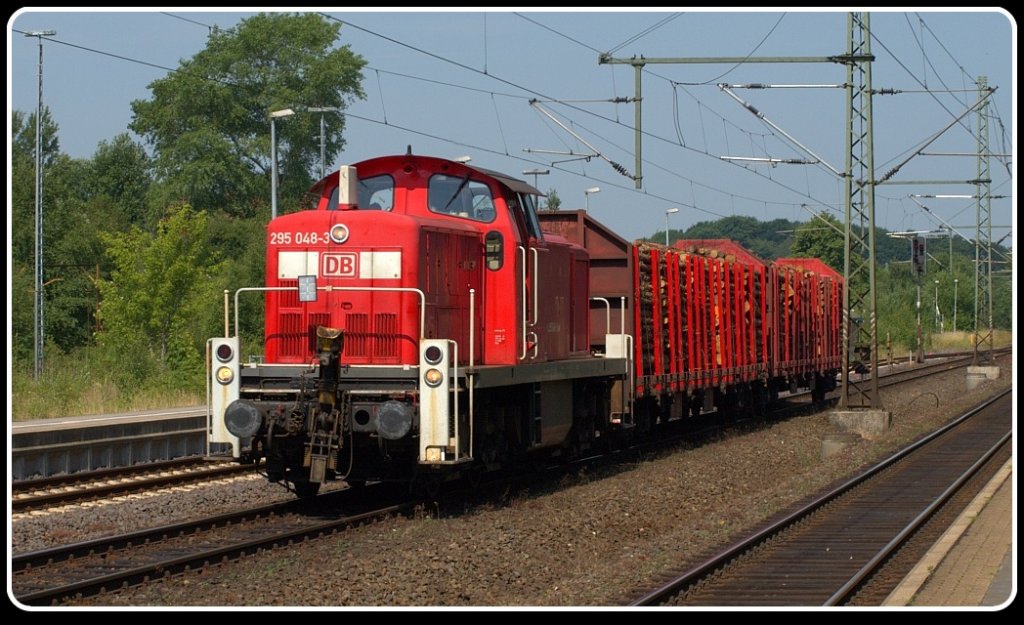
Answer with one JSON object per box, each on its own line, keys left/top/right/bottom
{"left": 328, "top": 174, "right": 395, "bottom": 210}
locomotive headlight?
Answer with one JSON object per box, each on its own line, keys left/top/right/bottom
{"left": 423, "top": 368, "right": 444, "bottom": 387}
{"left": 329, "top": 223, "right": 350, "bottom": 244}
{"left": 215, "top": 366, "right": 235, "bottom": 385}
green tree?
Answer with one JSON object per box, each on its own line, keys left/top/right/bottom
{"left": 11, "top": 108, "right": 66, "bottom": 365}
{"left": 790, "top": 212, "right": 845, "bottom": 271}
{"left": 87, "top": 133, "right": 152, "bottom": 228}
{"left": 679, "top": 215, "right": 801, "bottom": 260}
{"left": 129, "top": 12, "right": 366, "bottom": 217}
{"left": 40, "top": 154, "right": 106, "bottom": 352}
{"left": 11, "top": 108, "right": 60, "bottom": 168}
{"left": 543, "top": 188, "right": 562, "bottom": 211}
{"left": 11, "top": 108, "right": 60, "bottom": 265}
{"left": 96, "top": 205, "right": 221, "bottom": 372}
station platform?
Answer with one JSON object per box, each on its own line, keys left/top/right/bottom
{"left": 884, "top": 458, "right": 1014, "bottom": 608}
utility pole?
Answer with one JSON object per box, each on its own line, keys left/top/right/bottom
{"left": 320, "top": 113, "right": 326, "bottom": 180}
{"left": 837, "top": 12, "right": 883, "bottom": 411}
{"left": 307, "top": 107, "right": 341, "bottom": 180}
{"left": 597, "top": 38, "right": 870, "bottom": 189}
{"left": 972, "top": 76, "right": 994, "bottom": 365}
{"left": 598, "top": 13, "right": 886, "bottom": 422}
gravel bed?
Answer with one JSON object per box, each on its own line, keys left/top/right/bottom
{"left": 18, "top": 355, "right": 1012, "bottom": 608}
{"left": 10, "top": 474, "right": 349, "bottom": 554}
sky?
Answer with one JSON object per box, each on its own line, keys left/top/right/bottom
{"left": 7, "top": 7, "right": 1016, "bottom": 249}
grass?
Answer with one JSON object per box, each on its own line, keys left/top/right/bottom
{"left": 12, "top": 373, "right": 204, "bottom": 421}
{"left": 885, "top": 328, "right": 1012, "bottom": 356}
{"left": 930, "top": 329, "right": 1012, "bottom": 352}
{"left": 10, "top": 346, "right": 205, "bottom": 421}
{"left": 10, "top": 327, "right": 1010, "bottom": 422}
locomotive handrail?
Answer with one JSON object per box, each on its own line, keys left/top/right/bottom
{"left": 517, "top": 245, "right": 543, "bottom": 361}
{"left": 519, "top": 246, "right": 528, "bottom": 360}
{"left": 591, "top": 297, "right": 611, "bottom": 335}
{"left": 231, "top": 286, "right": 427, "bottom": 342}
{"left": 447, "top": 339, "right": 460, "bottom": 459}
{"left": 619, "top": 296, "right": 627, "bottom": 341}
{"left": 531, "top": 247, "right": 540, "bottom": 325}
{"left": 622, "top": 295, "right": 634, "bottom": 416}
{"left": 469, "top": 288, "right": 476, "bottom": 460}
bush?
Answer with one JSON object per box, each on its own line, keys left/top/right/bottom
{"left": 11, "top": 340, "right": 205, "bottom": 421}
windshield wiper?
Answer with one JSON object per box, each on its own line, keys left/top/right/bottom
{"left": 442, "top": 174, "right": 473, "bottom": 212}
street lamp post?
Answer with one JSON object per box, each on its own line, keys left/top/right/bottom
{"left": 953, "top": 279, "right": 959, "bottom": 332}
{"left": 270, "top": 108, "right": 296, "bottom": 220}
{"left": 664, "top": 207, "right": 679, "bottom": 246}
{"left": 523, "top": 169, "right": 549, "bottom": 189}
{"left": 584, "top": 186, "right": 600, "bottom": 211}
{"left": 26, "top": 29, "right": 56, "bottom": 380}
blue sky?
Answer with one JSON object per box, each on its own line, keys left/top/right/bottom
{"left": 8, "top": 8, "right": 1015, "bottom": 247}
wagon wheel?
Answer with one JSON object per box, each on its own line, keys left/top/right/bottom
{"left": 559, "top": 430, "right": 583, "bottom": 465}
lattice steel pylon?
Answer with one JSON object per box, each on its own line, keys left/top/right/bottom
{"left": 972, "top": 75, "right": 995, "bottom": 364}
{"left": 838, "top": 13, "right": 882, "bottom": 409}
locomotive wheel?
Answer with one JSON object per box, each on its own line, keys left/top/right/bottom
{"left": 413, "top": 475, "right": 443, "bottom": 500}
{"left": 462, "top": 463, "right": 485, "bottom": 490}
{"left": 293, "top": 480, "right": 322, "bottom": 498}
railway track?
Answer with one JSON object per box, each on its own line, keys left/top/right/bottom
{"left": 11, "top": 350, "right": 1004, "bottom": 606}
{"left": 11, "top": 456, "right": 255, "bottom": 513}
{"left": 628, "top": 388, "right": 1012, "bottom": 607}
{"left": 11, "top": 482, "right": 418, "bottom": 606}
{"left": 868, "top": 348, "right": 1008, "bottom": 385}
{"left": 776, "top": 348, "right": 1008, "bottom": 416}
{"left": 10, "top": 348, "right": 986, "bottom": 517}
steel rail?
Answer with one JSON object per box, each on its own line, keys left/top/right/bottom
{"left": 630, "top": 388, "right": 1011, "bottom": 606}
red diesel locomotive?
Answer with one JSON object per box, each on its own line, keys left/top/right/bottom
{"left": 208, "top": 151, "right": 842, "bottom": 496}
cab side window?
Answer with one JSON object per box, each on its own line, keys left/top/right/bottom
{"left": 428, "top": 174, "right": 495, "bottom": 223}
{"left": 328, "top": 174, "right": 394, "bottom": 210}
{"left": 506, "top": 193, "right": 545, "bottom": 241}
{"left": 520, "top": 193, "right": 545, "bottom": 240}
{"left": 359, "top": 175, "right": 394, "bottom": 210}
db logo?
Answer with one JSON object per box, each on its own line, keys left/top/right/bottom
{"left": 322, "top": 253, "right": 358, "bottom": 277}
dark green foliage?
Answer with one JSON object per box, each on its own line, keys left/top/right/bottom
{"left": 677, "top": 215, "right": 800, "bottom": 260}
{"left": 129, "top": 12, "right": 365, "bottom": 217}
{"left": 790, "top": 212, "right": 844, "bottom": 271}
{"left": 543, "top": 188, "right": 562, "bottom": 211}
{"left": 87, "top": 133, "right": 152, "bottom": 227}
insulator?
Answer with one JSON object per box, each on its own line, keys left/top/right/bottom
{"left": 610, "top": 161, "right": 631, "bottom": 178}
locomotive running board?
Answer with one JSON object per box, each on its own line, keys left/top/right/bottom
{"left": 468, "top": 358, "right": 629, "bottom": 389}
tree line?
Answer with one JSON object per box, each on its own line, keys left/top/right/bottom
{"left": 11, "top": 13, "right": 365, "bottom": 411}
{"left": 656, "top": 213, "right": 1011, "bottom": 350}
{"left": 9, "top": 13, "right": 1009, "bottom": 415}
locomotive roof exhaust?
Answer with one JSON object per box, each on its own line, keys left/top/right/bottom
{"left": 336, "top": 165, "right": 358, "bottom": 210}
